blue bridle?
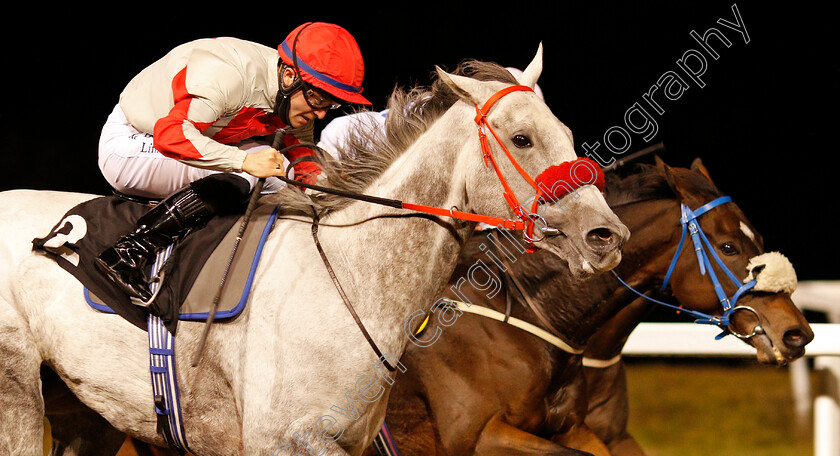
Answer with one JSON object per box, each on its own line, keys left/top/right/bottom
{"left": 613, "top": 195, "right": 762, "bottom": 340}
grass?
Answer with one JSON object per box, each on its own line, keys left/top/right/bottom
{"left": 625, "top": 358, "right": 814, "bottom": 456}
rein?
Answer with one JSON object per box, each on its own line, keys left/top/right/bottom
{"left": 279, "top": 174, "right": 526, "bottom": 229}
{"left": 280, "top": 84, "right": 584, "bottom": 236}
{"left": 275, "top": 87, "right": 540, "bottom": 232}
{"left": 614, "top": 196, "right": 761, "bottom": 340}
{"left": 310, "top": 210, "right": 397, "bottom": 371}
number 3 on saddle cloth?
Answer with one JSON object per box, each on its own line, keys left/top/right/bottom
{"left": 32, "top": 194, "right": 279, "bottom": 334}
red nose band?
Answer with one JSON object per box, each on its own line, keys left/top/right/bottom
{"left": 523, "top": 157, "right": 605, "bottom": 252}
{"left": 534, "top": 157, "right": 605, "bottom": 203}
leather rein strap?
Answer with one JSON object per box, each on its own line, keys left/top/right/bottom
{"left": 311, "top": 210, "right": 397, "bottom": 371}
{"left": 279, "top": 176, "right": 526, "bottom": 230}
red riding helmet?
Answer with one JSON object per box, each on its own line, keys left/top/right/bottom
{"left": 278, "top": 22, "right": 371, "bottom": 105}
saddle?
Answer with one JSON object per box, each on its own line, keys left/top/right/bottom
{"left": 33, "top": 194, "right": 278, "bottom": 334}
{"left": 31, "top": 193, "right": 280, "bottom": 452}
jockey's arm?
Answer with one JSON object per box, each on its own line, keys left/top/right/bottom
{"left": 151, "top": 95, "right": 285, "bottom": 179}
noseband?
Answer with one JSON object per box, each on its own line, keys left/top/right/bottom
{"left": 614, "top": 196, "right": 762, "bottom": 340}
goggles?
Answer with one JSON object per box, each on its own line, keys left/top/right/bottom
{"left": 301, "top": 79, "right": 343, "bottom": 111}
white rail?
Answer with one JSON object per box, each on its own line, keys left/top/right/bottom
{"left": 622, "top": 322, "right": 840, "bottom": 456}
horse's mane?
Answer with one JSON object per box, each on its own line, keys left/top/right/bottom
{"left": 264, "top": 60, "right": 518, "bottom": 217}
{"left": 604, "top": 162, "right": 721, "bottom": 206}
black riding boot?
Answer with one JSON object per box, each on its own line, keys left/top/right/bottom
{"left": 96, "top": 174, "right": 251, "bottom": 301}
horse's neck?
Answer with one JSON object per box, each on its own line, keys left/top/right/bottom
{"left": 582, "top": 296, "right": 657, "bottom": 360}
{"left": 581, "top": 198, "right": 699, "bottom": 359}
{"left": 337, "top": 111, "right": 474, "bottom": 238}
{"left": 509, "top": 199, "right": 679, "bottom": 348}
{"left": 311, "top": 115, "right": 476, "bottom": 335}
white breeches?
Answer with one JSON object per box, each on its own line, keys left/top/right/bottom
{"left": 98, "top": 104, "right": 285, "bottom": 199}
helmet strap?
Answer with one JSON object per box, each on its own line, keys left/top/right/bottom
{"left": 275, "top": 63, "right": 303, "bottom": 124}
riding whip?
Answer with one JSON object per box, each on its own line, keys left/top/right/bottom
{"left": 191, "top": 176, "right": 265, "bottom": 366}
{"left": 603, "top": 141, "right": 665, "bottom": 171}
{"left": 189, "top": 141, "right": 325, "bottom": 366}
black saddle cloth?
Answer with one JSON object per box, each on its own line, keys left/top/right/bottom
{"left": 32, "top": 195, "right": 243, "bottom": 333}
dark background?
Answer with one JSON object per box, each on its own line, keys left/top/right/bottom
{"left": 2, "top": 2, "right": 836, "bottom": 280}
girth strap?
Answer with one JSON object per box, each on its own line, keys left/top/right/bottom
{"left": 146, "top": 246, "right": 191, "bottom": 454}
{"left": 371, "top": 421, "right": 403, "bottom": 456}
{"left": 148, "top": 314, "right": 189, "bottom": 455}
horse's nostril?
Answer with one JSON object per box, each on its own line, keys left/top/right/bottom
{"left": 586, "top": 228, "right": 616, "bottom": 248}
{"left": 783, "top": 328, "right": 808, "bottom": 349}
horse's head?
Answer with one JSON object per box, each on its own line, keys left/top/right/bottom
{"left": 657, "top": 157, "right": 813, "bottom": 365}
{"left": 435, "top": 44, "right": 628, "bottom": 278}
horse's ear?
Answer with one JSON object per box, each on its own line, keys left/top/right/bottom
{"left": 435, "top": 66, "right": 492, "bottom": 106}
{"left": 690, "top": 157, "right": 715, "bottom": 184}
{"left": 518, "top": 43, "right": 544, "bottom": 89}
{"left": 654, "top": 154, "right": 667, "bottom": 170}
{"left": 661, "top": 161, "right": 687, "bottom": 201}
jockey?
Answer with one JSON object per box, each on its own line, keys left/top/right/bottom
{"left": 96, "top": 22, "right": 371, "bottom": 302}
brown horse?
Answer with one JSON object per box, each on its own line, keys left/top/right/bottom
{"left": 580, "top": 163, "right": 811, "bottom": 455}
{"left": 579, "top": 299, "right": 657, "bottom": 456}
{"left": 363, "top": 158, "right": 813, "bottom": 456}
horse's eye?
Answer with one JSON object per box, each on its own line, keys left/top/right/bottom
{"left": 512, "top": 134, "right": 532, "bottom": 148}
{"left": 719, "top": 242, "right": 739, "bottom": 256}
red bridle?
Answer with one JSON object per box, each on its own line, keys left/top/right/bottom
{"left": 473, "top": 86, "right": 540, "bottom": 223}
{"left": 470, "top": 85, "right": 605, "bottom": 250}
{"left": 399, "top": 86, "right": 539, "bottom": 231}
{"left": 289, "top": 84, "right": 604, "bottom": 250}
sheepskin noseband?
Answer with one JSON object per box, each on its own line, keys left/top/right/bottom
{"left": 744, "top": 251, "right": 798, "bottom": 294}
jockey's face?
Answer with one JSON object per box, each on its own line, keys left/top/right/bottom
{"left": 281, "top": 67, "right": 331, "bottom": 128}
